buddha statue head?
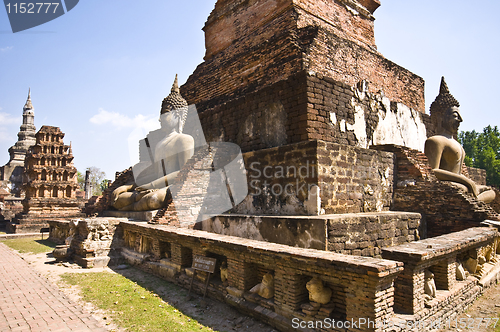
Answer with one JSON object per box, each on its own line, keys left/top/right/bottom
{"left": 430, "top": 77, "right": 462, "bottom": 137}
{"left": 160, "top": 75, "right": 189, "bottom": 133}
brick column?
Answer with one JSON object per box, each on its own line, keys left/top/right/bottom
{"left": 345, "top": 275, "right": 396, "bottom": 332}
{"left": 393, "top": 265, "right": 425, "bottom": 314}
{"left": 227, "top": 257, "right": 246, "bottom": 290}
{"left": 171, "top": 244, "right": 192, "bottom": 267}
{"left": 134, "top": 234, "right": 141, "bottom": 252}
{"left": 431, "top": 256, "right": 456, "bottom": 290}
{"left": 274, "top": 264, "right": 308, "bottom": 313}
{"left": 151, "top": 238, "right": 161, "bottom": 260}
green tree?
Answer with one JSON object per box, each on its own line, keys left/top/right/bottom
{"left": 78, "top": 167, "right": 109, "bottom": 196}
{"left": 458, "top": 130, "right": 478, "bottom": 167}
{"left": 77, "top": 171, "right": 85, "bottom": 191}
{"left": 459, "top": 126, "right": 500, "bottom": 187}
{"left": 99, "top": 179, "right": 110, "bottom": 193}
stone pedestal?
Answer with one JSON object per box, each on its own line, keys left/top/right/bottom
{"left": 48, "top": 218, "right": 125, "bottom": 268}
{"left": 70, "top": 218, "right": 125, "bottom": 268}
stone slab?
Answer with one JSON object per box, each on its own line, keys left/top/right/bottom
{"left": 203, "top": 214, "right": 328, "bottom": 250}
{"left": 203, "top": 211, "right": 422, "bottom": 252}
{"left": 382, "top": 227, "right": 498, "bottom": 262}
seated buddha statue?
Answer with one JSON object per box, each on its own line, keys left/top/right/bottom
{"left": 424, "top": 77, "right": 495, "bottom": 203}
{"left": 111, "top": 76, "right": 195, "bottom": 211}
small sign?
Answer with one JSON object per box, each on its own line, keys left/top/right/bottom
{"left": 192, "top": 255, "right": 216, "bottom": 273}
{"left": 188, "top": 255, "right": 217, "bottom": 299}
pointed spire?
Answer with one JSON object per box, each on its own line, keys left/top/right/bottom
{"left": 171, "top": 74, "right": 180, "bottom": 94}
{"left": 161, "top": 75, "right": 188, "bottom": 114}
{"left": 430, "top": 76, "right": 460, "bottom": 120}
{"left": 68, "top": 141, "right": 72, "bottom": 155}
{"left": 24, "top": 88, "right": 33, "bottom": 110}
{"left": 439, "top": 76, "right": 449, "bottom": 95}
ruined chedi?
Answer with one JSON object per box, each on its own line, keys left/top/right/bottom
{"left": 8, "top": 126, "right": 84, "bottom": 233}
{"left": 0, "top": 89, "right": 36, "bottom": 196}
{"left": 181, "top": 0, "right": 429, "bottom": 152}
{"left": 176, "top": 0, "right": 429, "bottom": 220}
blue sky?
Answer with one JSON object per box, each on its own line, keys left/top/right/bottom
{"left": 0, "top": 0, "right": 499, "bottom": 179}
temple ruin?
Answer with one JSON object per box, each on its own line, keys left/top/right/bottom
{"left": 0, "top": 89, "right": 36, "bottom": 197}
{"left": 9, "top": 126, "right": 84, "bottom": 233}
{"left": 48, "top": 1, "right": 500, "bottom": 331}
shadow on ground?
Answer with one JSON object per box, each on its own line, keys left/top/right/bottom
{"left": 110, "top": 266, "right": 275, "bottom": 332}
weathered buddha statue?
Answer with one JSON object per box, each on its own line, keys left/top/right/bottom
{"left": 424, "top": 78, "right": 495, "bottom": 203}
{"left": 111, "top": 76, "right": 195, "bottom": 211}
{"left": 306, "top": 277, "right": 332, "bottom": 305}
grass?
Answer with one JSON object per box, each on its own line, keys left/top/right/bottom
{"left": 61, "top": 272, "right": 214, "bottom": 332}
{"left": 1, "top": 238, "right": 56, "bottom": 254}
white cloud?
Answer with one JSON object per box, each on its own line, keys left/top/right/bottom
{"left": 90, "top": 108, "right": 158, "bottom": 132}
{"left": 90, "top": 109, "right": 160, "bottom": 167}
{"left": 0, "top": 46, "right": 13, "bottom": 52}
{"left": 0, "top": 130, "right": 13, "bottom": 143}
{"left": 0, "top": 112, "right": 21, "bottom": 125}
{"left": 0, "top": 113, "right": 20, "bottom": 143}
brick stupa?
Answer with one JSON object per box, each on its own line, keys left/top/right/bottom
{"left": 181, "top": 0, "right": 429, "bottom": 152}
{"left": 8, "top": 126, "right": 84, "bottom": 233}
{"left": 173, "top": 0, "right": 431, "bottom": 219}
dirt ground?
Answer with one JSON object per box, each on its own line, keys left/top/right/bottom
{"left": 20, "top": 250, "right": 277, "bottom": 332}
{"left": 18, "top": 249, "right": 500, "bottom": 332}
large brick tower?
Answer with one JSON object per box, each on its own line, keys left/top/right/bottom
{"left": 181, "top": 0, "right": 429, "bottom": 153}
{"left": 175, "top": 0, "right": 431, "bottom": 217}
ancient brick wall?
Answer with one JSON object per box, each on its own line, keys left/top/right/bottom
{"left": 318, "top": 140, "right": 394, "bottom": 214}
{"left": 466, "top": 166, "right": 487, "bottom": 186}
{"left": 297, "top": 10, "right": 424, "bottom": 113}
{"left": 182, "top": 9, "right": 302, "bottom": 108}
{"left": 203, "top": 0, "right": 294, "bottom": 59}
{"left": 204, "top": 0, "right": 380, "bottom": 60}
{"left": 327, "top": 212, "right": 421, "bottom": 257}
{"left": 120, "top": 221, "right": 402, "bottom": 331}
{"left": 230, "top": 139, "right": 394, "bottom": 216}
{"left": 116, "top": 222, "right": 500, "bottom": 331}
{"left": 190, "top": 0, "right": 422, "bottom": 110}
{"left": 295, "top": 0, "right": 379, "bottom": 49}
{"left": 382, "top": 227, "right": 499, "bottom": 318}
{"left": 188, "top": 68, "right": 427, "bottom": 159}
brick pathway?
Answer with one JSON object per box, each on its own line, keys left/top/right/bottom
{"left": 0, "top": 243, "right": 108, "bottom": 331}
